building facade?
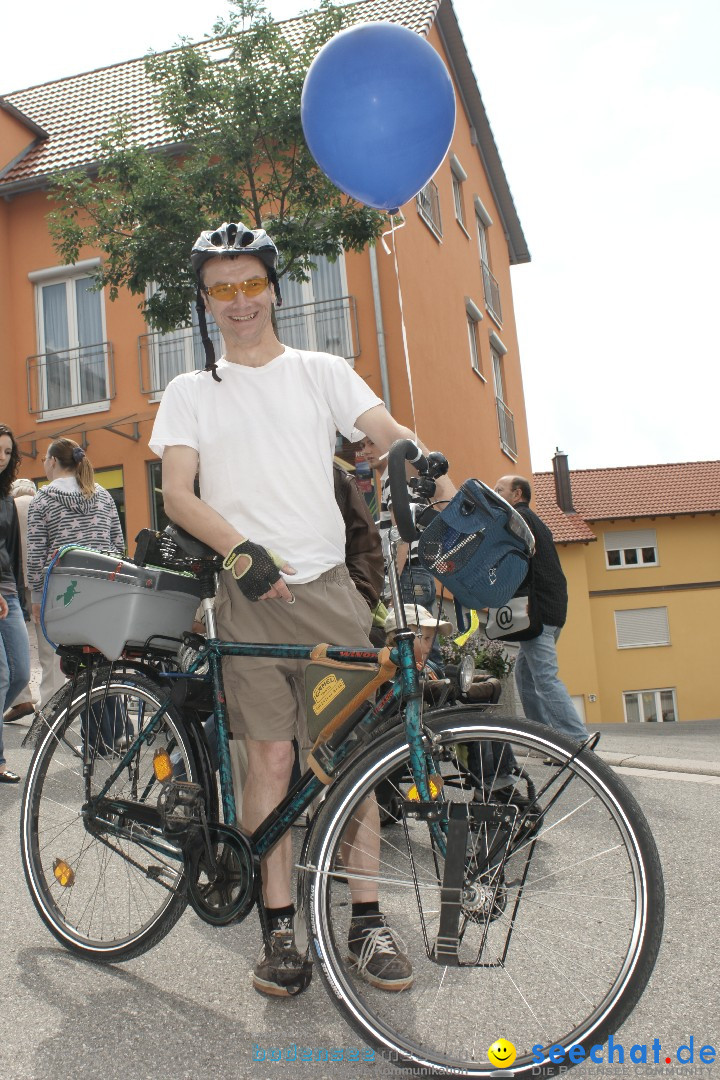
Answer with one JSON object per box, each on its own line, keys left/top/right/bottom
{"left": 0, "top": 0, "right": 532, "bottom": 545}
{"left": 533, "top": 455, "right": 720, "bottom": 724}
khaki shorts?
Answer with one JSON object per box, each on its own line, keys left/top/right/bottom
{"left": 216, "top": 564, "right": 372, "bottom": 743}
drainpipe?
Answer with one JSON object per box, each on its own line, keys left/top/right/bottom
{"left": 368, "top": 244, "right": 391, "bottom": 411}
{"left": 552, "top": 448, "right": 575, "bottom": 512}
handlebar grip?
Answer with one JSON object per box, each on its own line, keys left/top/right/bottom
{"left": 387, "top": 439, "right": 426, "bottom": 542}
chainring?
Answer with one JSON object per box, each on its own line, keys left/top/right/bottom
{"left": 187, "top": 823, "right": 257, "bottom": 926}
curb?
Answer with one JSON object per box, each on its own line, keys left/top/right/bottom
{"left": 597, "top": 750, "right": 720, "bottom": 778}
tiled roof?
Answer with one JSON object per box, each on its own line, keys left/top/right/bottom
{"left": 526, "top": 490, "right": 597, "bottom": 545}
{"left": 0, "top": 0, "right": 438, "bottom": 190}
{"left": 533, "top": 460, "right": 720, "bottom": 543}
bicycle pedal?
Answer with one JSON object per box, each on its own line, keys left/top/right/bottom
{"left": 158, "top": 780, "right": 205, "bottom": 835}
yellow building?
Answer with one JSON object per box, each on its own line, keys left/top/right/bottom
{"left": 533, "top": 454, "right": 720, "bottom": 724}
{"left": 0, "top": 0, "right": 532, "bottom": 544}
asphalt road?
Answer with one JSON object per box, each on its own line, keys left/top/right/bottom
{"left": 1, "top": 717, "right": 718, "bottom": 1080}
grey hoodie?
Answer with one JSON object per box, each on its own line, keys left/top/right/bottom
{"left": 26, "top": 482, "right": 124, "bottom": 601}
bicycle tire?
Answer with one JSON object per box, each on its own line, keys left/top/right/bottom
{"left": 21, "top": 671, "right": 202, "bottom": 963}
{"left": 305, "top": 709, "right": 664, "bottom": 1078}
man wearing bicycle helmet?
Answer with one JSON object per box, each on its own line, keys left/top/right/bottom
{"left": 150, "top": 221, "right": 456, "bottom": 998}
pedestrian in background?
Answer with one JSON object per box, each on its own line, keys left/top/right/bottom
{"left": 26, "top": 438, "right": 125, "bottom": 721}
{"left": 494, "top": 474, "right": 587, "bottom": 742}
{"left": 0, "top": 424, "right": 32, "bottom": 783}
{"left": 3, "top": 478, "right": 37, "bottom": 724}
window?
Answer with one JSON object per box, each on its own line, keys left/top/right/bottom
{"left": 604, "top": 528, "right": 658, "bottom": 569}
{"left": 276, "top": 254, "right": 356, "bottom": 360}
{"left": 148, "top": 461, "right": 170, "bottom": 532}
{"left": 465, "top": 298, "right": 484, "bottom": 378}
{"left": 30, "top": 264, "right": 110, "bottom": 416}
{"left": 148, "top": 461, "right": 199, "bottom": 531}
{"left": 475, "top": 196, "right": 502, "bottom": 324}
{"left": 615, "top": 607, "right": 670, "bottom": 649}
{"left": 142, "top": 287, "right": 222, "bottom": 395}
{"left": 623, "top": 688, "right": 677, "bottom": 723}
{"left": 416, "top": 180, "right": 443, "bottom": 240}
{"left": 490, "top": 332, "right": 516, "bottom": 458}
{"left": 450, "top": 154, "right": 467, "bottom": 229}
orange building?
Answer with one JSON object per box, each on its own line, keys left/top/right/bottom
{"left": 0, "top": 0, "right": 531, "bottom": 544}
{"left": 533, "top": 454, "right": 720, "bottom": 724}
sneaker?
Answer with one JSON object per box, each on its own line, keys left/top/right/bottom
{"left": 347, "top": 914, "right": 413, "bottom": 991}
{"left": 252, "top": 918, "right": 313, "bottom": 998}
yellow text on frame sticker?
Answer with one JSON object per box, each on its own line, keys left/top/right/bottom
{"left": 312, "top": 674, "right": 347, "bottom": 715}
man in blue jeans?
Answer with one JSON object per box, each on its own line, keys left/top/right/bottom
{"left": 495, "top": 475, "right": 587, "bottom": 743}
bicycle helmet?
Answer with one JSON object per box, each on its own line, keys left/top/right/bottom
{"left": 191, "top": 221, "right": 283, "bottom": 381}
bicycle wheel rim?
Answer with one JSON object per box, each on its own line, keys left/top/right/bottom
{"left": 21, "top": 676, "right": 194, "bottom": 960}
{"left": 306, "top": 713, "right": 663, "bottom": 1078}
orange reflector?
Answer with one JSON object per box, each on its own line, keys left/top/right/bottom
{"left": 153, "top": 748, "right": 173, "bottom": 783}
{"left": 407, "top": 778, "right": 440, "bottom": 801}
{"left": 53, "top": 859, "right": 75, "bottom": 888}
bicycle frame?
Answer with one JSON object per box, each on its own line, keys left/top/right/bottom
{"left": 87, "top": 525, "right": 440, "bottom": 870}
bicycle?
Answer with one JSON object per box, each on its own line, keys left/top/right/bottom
{"left": 20, "top": 439, "right": 664, "bottom": 1078}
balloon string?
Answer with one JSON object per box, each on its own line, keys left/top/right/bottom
{"left": 382, "top": 213, "right": 417, "bottom": 437}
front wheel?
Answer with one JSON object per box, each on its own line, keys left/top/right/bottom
{"left": 305, "top": 710, "right": 664, "bottom": 1078}
{"left": 21, "top": 672, "right": 201, "bottom": 963}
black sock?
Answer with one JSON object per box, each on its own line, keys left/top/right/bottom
{"left": 266, "top": 903, "right": 295, "bottom": 929}
{"left": 352, "top": 901, "right": 381, "bottom": 922}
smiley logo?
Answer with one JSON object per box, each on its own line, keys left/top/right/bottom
{"left": 488, "top": 1039, "right": 517, "bottom": 1068}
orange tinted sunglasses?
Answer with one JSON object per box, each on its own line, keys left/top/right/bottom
{"left": 204, "top": 276, "right": 269, "bottom": 301}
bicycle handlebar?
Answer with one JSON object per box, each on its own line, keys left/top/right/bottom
{"left": 387, "top": 439, "right": 427, "bottom": 542}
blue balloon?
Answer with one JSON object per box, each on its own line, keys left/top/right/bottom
{"left": 301, "top": 22, "right": 456, "bottom": 212}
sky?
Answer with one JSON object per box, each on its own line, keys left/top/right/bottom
{"left": 3, "top": 0, "right": 718, "bottom": 472}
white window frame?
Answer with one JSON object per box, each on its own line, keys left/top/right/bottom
{"left": 465, "top": 297, "right": 485, "bottom": 379}
{"left": 623, "top": 688, "right": 677, "bottom": 723}
{"left": 416, "top": 180, "right": 443, "bottom": 240}
{"left": 614, "top": 607, "right": 670, "bottom": 649}
{"left": 144, "top": 285, "right": 221, "bottom": 398}
{"left": 490, "top": 332, "right": 508, "bottom": 401}
{"left": 604, "top": 528, "right": 659, "bottom": 569}
{"left": 450, "top": 154, "right": 468, "bottom": 232}
{"left": 29, "top": 259, "right": 110, "bottom": 421}
{"left": 275, "top": 252, "right": 354, "bottom": 362}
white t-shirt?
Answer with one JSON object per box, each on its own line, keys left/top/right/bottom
{"left": 149, "top": 348, "right": 383, "bottom": 583}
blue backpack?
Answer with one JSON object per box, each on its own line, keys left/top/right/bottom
{"left": 417, "top": 479, "right": 535, "bottom": 610}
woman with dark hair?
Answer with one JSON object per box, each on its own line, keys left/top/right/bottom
{"left": 0, "top": 424, "right": 32, "bottom": 783}
{"left": 27, "top": 438, "right": 125, "bottom": 721}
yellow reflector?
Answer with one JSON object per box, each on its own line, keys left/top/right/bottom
{"left": 153, "top": 748, "right": 173, "bottom": 783}
{"left": 407, "top": 778, "right": 440, "bottom": 801}
{"left": 53, "top": 859, "right": 75, "bottom": 888}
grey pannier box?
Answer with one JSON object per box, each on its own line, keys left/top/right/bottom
{"left": 43, "top": 546, "right": 206, "bottom": 661}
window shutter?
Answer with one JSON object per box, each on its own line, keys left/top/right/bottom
{"left": 604, "top": 528, "right": 657, "bottom": 551}
{"left": 615, "top": 608, "right": 670, "bottom": 648}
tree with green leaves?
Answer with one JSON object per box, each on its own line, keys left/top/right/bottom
{"left": 48, "top": 0, "right": 383, "bottom": 332}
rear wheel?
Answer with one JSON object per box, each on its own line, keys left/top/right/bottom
{"left": 305, "top": 710, "right": 664, "bottom": 1078}
{"left": 21, "top": 672, "right": 201, "bottom": 963}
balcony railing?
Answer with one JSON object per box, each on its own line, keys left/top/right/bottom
{"left": 27, "top": 342, "right": 115, "bottom": 414}
{"left": 481, "top": 260, "right": 503, "bottom": 324}
{"left": 496, "top": 396, "right": 517, "bottom": 459}
{"left": 138, "top": 326, "right": 218, "bottom": 396}
{"left": 275, "top": 295, "right": 359, "bottom": 361}
{"left": 416, "top": 180, "right": 443, "bottom": 240}
{"left": 138, "top": 296, "right": 360, "bottom": 396}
